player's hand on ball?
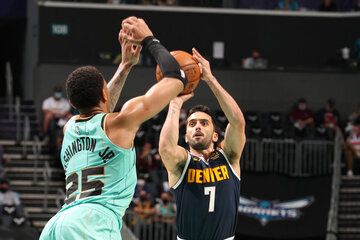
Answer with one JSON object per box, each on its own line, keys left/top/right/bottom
{"left": 121, "top": 17, "right": 153, "bottom": 45}
{"left": 119, "top": 30, "right": 142, "bottom": 67}
{"left": 192, "top": 48, "right": 214, "bottom": 83}
{"left": 172, "top": 92, "right": 194, "bottom": 106}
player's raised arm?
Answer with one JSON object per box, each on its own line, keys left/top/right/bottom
{"left": 192, "top": 48, "right": 246, "bottom": 168}
{"left": 107, "top": 30, "right": 142, "bottom": 112}
{"left": 113, "top": 17, "right": 187, "bottom": 127}
{"left": 159, "top": 94, "right": 192, "bottom": 186}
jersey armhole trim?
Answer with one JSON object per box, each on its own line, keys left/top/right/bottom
{"left": 171, "top": 151, "right": 191, "bottom": 190}
{"left": 218, "top": 149, "right": 241, "bottom": 181}
{"left": 101, "top": 114, "right": 107, "bottom": 131}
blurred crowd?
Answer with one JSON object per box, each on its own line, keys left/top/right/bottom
{"left": 43, "top": 0, "right": 360, "bottom": 12}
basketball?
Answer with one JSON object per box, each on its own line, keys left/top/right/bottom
{"left": 156, "top": 50, "right": 201, "bottom": 95}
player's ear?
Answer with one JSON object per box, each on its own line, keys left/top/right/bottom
{"left": 101, "top": 86, "right": 108, "bottom": 103}
{"left": 212, "top": 131, "right": 218, "bottom": 143}
{"left": 185, "top": 134, "right": 188, "bottom": 143}
{"left": 68, "top": 99, "right": 76, "bottom": 110}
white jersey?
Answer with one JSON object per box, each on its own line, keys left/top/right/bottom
{"left": 348, "top": 132, "right": 360, "bottom": 157}
{"left": 42, "top": 96, "right": 71, "bottom": 115}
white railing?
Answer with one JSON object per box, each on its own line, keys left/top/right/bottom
{"left": 6, "top": 61, "right": 13, "bottom": 121}
{"left": 15, "top": 97, "right": 21, "bottom": 144}
{"left": 123, "top": 210, "right": 176, "bottom": 240}
{"left": 326, "top": 131, "right": 342, "bottom": 240}
{"left": 22, "top": 116, "right": 31, "bottom": 158}
{"left": 42, "top": 160, "right": 52, "bottom": 212}
{"left": 55, "top": 188, "right": 65, "bottom": 209}
{"left": 32, "top": 136, "right": 42, "bottom": 185}
{"left": 241, "top": 138, "right": 334, "bottom": 176}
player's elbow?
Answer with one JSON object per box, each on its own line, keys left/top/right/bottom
{"left": 232, "top": 114, "right": 246, "bottom": 130}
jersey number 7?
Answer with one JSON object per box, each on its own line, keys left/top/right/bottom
{"left": 204, "top": 186, "right": 216, "bottom": 212}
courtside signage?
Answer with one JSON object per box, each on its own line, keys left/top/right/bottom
{"left": 239, "top": 196, "right": 314, "bottom": 226}
{"left": 51, "top": 24, "right": 69, "bottom": 35}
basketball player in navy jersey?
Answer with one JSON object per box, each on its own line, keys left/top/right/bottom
{"left": 159, "top": 48, "right": 246, "bottom": 240}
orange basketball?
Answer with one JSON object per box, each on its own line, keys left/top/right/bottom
{"left": 156, "top": 50, "right": 201, "bottom": 95}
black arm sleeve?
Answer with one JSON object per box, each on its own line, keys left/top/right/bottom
{"left": 142, "top": 36, "right": 187, "bottom": 87}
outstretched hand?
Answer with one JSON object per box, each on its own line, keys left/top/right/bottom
{"left": 171, "top": 92, "right": 194, "bottom": 107}
{"left": 119, "top": 30, "right": 142, "bottom": 67}
{"left": 121, "top": 16, "right": 153, "bottom": 45}
{"left": 192, "top": 48, "right": 214, "bottom": 83}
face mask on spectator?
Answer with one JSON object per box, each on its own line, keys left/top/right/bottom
{"left": 298, "top": 104, "right": 307, "bottom": 110}
{"left": 54, "top": 92, "right": 62, "bottom": 99}
{"left": 0, "top": 187, "right": 8, "bottom": 193}
{"left": 140, "top": 195, "right": 147, "bottom": 201}
{"left": 137, "top": 179, "right": 145, "bottom": 187}
{"left": 162, "top": 199, "right": 169, "bottom": 205}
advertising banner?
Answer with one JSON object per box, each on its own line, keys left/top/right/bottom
{"left": 236, "top": 174, "right": 331, "bottom": 239}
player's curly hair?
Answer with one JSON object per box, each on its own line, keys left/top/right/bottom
{"left": 66, "top": 66, "right": 104, "bottom": 112}
{"left": 188, "top": 105, "right": 218, "bottom": 131}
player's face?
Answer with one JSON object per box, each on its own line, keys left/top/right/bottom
{"left": 186, "top": 112, "right": 217, "bottom": 150}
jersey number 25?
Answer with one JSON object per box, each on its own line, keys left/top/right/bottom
{"left": 65, "top": 166, "right": 105, "bottom": 204}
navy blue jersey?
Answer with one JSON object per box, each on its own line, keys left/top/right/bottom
{"left": 172, "top": 149, "right": 241, "bottom": 240}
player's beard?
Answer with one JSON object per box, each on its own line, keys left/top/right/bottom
{"left": 188, "top": 134, "right": 213, "bottom": 150}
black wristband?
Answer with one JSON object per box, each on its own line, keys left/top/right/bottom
{"left": 141, "top": 36, "right": 187, "bottom": 87}
{"left": 141, "top": 36, "right": 158, "bottom": 50}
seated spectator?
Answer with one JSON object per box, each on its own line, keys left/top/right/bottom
{"left": 315, "top": 98, "right": 341, "bottom": 131}
{"left": 42, "top": 86, "right": 72, "bottom": 134}
{"left": 0, "top": 145, "right": 9, "bottom": 178}
{"left": 133, "top": 190, "right": 155, "bottom": 223}
{"left": 156, "top": 0, "right": 176, "bottom": 5}
{"left": 345, "top": 104, "right": 360, "bottom": 135}
{"left": 242, "top": 50, "right": 268, "bottom": 70}
{"left": 0, "top": 178, "right": 25, "bottom": 227}
{"left": 288, "top": 98, "right": 314, "bottom": 138}
{"left": 136, "top": 142, "right": 161, "bottom": 174}
{"left": 133, "top": 190, "right": 155, "bottom": 238}
{"left": 134, "top": 178, "right": 151, "bottom": 198}
{"left": 154, "top": 191, "right": 176, "bottom": 224}
{"left": 42, "top": 86, "right": 72, "bottom": 160}
{"left": 344, "top": 125, "right": 360, "bottom": 176}
{"left": 319, "top": 0, "right": 338, "bottom": 12}
{"left": 277, "top": 0, "right": 299, "bottom": 11}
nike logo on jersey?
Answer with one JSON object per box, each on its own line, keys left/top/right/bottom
{"left": 187, "top": 165, "right": 230, "bottom": 184}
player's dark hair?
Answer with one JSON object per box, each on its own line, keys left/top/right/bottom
{"left": 66, "top": 66, "right": 104, "bottom": 112}
{"left": 188, "top": 105, "right": 218, "bottom": 131}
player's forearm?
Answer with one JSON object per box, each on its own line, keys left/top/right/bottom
{"left": 129, "top": 78, "right": 184, "bottom": 125}
{"left": 107, "top": 63, "right": 133, "bottom": 112}
{"left": 159, "top": 100, "right": 182, "bottom": 151}
{"left": 206, "top": 76, "right": 245, "bottom": 127}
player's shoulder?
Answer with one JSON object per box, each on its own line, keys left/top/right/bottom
{"left": 105, "top": 111, "right": 138, "bottom": 131}
{"left": 63, "top": 115, "right": 79, "bottom": 133}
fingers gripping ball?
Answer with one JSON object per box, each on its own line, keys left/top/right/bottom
{"left": 156, "top": 50, "right": 201, "bottom": 95}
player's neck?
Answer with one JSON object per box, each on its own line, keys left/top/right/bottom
{"left": 190, "top": 147, "right": 214, "bottom": 160}
{"left": 79, "top": 106, "right": 106, "bottom": 118}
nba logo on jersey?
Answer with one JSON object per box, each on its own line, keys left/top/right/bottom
{"left": 75, "top": 125, "right": 80, "bottom": 135}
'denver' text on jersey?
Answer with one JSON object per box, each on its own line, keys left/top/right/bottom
{"left": 172, "top": 149, "right": 240, "bottom": 240}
